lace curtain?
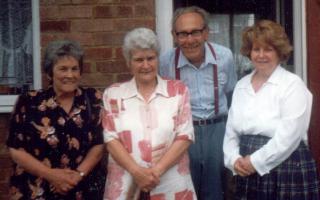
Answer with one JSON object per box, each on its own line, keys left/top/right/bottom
{"left": 0, "top": 0, "right": 33, "bottom": 94}
{"left": 208, "top": 14, "right": 255, "bottom": 79}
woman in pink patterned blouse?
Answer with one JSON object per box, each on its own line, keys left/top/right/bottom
{"left": 102, "top": 28, "right": 197, "bottom": 200}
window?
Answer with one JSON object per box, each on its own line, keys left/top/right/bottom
{"left": 156, "top": 0, "right": 307, "bottom": 81}
{"left": 0, "top": 0, "right": 41, "bottom": 112}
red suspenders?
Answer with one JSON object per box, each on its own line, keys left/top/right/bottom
{"left": 174, "top": 43, "right": 219, "bottom": 115}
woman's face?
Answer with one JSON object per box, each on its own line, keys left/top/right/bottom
{"left": 250, "top": 42, "right": 280, "bottom": 71}
{"left": 52, "top": 56, "right": 81, "bottom": 96}
{"left": 129, "top": 49, "right": 158, "bottom": 86}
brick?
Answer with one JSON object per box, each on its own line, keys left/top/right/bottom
{"left": 119, "top": 0, "right": 134, "bottom": 3}
{"left": 41, "top": 20, "right": 71, "bottom": 32}
{"left": 71, "top": 0, "right": 99, "bottom": 4}
{"left": 41, "top": 33, "right": 94, "bottom": 47}
{"left": 71, "top": 19, "right": 113, "bottom": 32}
{"left": 65, "top": 33, "right": 95, "bottom": 46}
{"left": 40, "top": 6, "right": 59, "bottom": 19}
{"left": 135, "top": 5, "right": 154, "bottom": 17}
{"left": 135, "top": 0, "right": 147, "bottom": 3}
{"left": 0, "top": 144, "right": 9, "bottom": 155}
{"left": 96, "top": 60, "right": 129, "bottom": 73}
{"left": 116, "top": 73, "right": 132, "bottom": 82}
{"left": 85, "top": 47, "right": 113, "bottom": 60}
{"left": 97, "top": 0, "right": 120, "bottom": 4}
{"left": 94, "top": 32, "right": 124, "bottom": 46}
{"left": 80, "top": 73, "right": 115, "bottom": 87}
{"left": 0, "top": 132, "right": 7, "bottom": 144}
{"left": 0, "top": 129, "right": 8, "bottom": 144}
{"left": 82, "top": 62, "right": 93, "bottom": 73}
{"left": 115, "top": 47, "right": 124, "bottom": 59}
{"left": 41, "top": 34, "right": 60, "bottom": 47}
{"left": 0, "top": 182, "right": 11, "bottom": 199}
{"left": 0, "top": 155, "right": 12, "bottom": 169}
{"left": 0, "top": 115, "right": 10, "bottom": 129}
{"left": 94, "top": 5, "right": 133, "bottom": 18}
{"left": 58, "top": 6, "right": 93, "bottom": 18}
{"left": 113, "top": 19, "right": 155, "bottom": 31}
{"left": 40, "top": 0, "right": 72, "bottom": 5}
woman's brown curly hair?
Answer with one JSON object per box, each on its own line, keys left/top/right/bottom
{"left": 240, "top": 20, "right": 293, "bottom": 62}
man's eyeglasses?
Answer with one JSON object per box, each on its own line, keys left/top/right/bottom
{"left": 175, "top": 27, "right": 206, "bottom": 40}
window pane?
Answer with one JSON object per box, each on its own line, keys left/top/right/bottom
{"left": 0, "top": 0, "right": 33, "bottom": 94}
{"left": 208, "top": 14, "right": 254, "bottom": 79}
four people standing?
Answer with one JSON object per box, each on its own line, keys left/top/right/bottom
{"left": 223, "top": 20, "right": 320, "bottom": 199}
{"left": 159, "top": 6, "right": 237, "bottom": 200}
{"left": 6, "top": 5, "right": 320, "bottom": 200}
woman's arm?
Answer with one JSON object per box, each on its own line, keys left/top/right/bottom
{"left": 152, "top": 82, "right": 193, "bottom": 176}
{"left": 152, "top": 139, "right": 191, "bottom": 177}
{"left": 76, "top": 144, "right": 104, "bottom": 176}
{"left": 250, "top": 80, "right": 312, "bottom": 176}
{"left": 9, "top": 148, "right": 79, "bottom": 194}
{"left": 107, "top": 139, "right": 159, "bottom": 190}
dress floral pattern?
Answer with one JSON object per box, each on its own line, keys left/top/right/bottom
{"left": 102, "top": 76, "right": 196, "bottom": 200}
{"left": 6, "top": 87, "right": 106, "bottom": 200}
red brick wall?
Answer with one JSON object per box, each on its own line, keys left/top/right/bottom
{"left": 0, "top": 0, "right": 155, "bottom": 199}
{"left": 40, "top": 0, "right": 155, "bottom": 88}
{"left": 307, "top": 0, "right": 320, "bottom": 169}
{"left": 0, "top": 114, "right": 11, "bottom": 200}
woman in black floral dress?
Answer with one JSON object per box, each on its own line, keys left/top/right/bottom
{"left": 6, "top": 40, "right": 106, "bottom": 200}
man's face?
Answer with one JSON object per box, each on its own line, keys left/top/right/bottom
{"left": 173, "top": 12, "right": 209, "bottom": 66}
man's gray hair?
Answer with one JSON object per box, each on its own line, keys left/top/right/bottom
{"left": 172, "top": 6, "right": 210, "bottom": 32}
{"left": 122, "top": 27, "right": 160, "bottom": 62}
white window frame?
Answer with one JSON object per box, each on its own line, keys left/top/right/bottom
{"left": 155, "top": 0, "right": 308, "bottom": 81}
{"left": 0, "top": 0, "right": 41, "bottom": 113}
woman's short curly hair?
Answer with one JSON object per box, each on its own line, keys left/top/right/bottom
{"left": 122, "top": 27, "right": 160, "bottom": 63}
{"left": 43, "top": 40, "right": 84, "bottom": 78}
{"left": 241, "top": 20, "right": 293, "bottom": 62}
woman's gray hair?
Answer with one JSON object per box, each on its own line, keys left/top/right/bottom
{"left": 172, "top": 6, "right": 210, "bottom": 32}
{"left": 122, "top": 27, "right": 160, "bottom": 63}
{"left": 43, "top": 40, "right": 84, "bottom": 78}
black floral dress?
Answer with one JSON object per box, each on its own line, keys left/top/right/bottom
{"left": 6, "top": 87, "right": 106, "bottom": 200}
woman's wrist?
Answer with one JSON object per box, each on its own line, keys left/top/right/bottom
{"left": 76, "top": 169, "right": 86, "bottom": 178}
{"left": 152, "top": 164, "right": 164, "bottom": 177}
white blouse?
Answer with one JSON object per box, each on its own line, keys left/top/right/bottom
{"left": 223, "top": 66, "right": 312, "bottom": 176}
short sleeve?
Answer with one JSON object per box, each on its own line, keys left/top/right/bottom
{"left": 84, "top": 88, "right": 104, "bottom": 146}
{"left": 6, "top": 94, "right": 31, "bottom": 149}
{"left": 102, "top": 87, "right": 119, "bottom": 143}
{"left": 174, "top": 84, "right": 194, "bottom": 142}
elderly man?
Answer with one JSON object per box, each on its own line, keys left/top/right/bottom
{"left": 159, "top": 6, "right": 237, "bottom": 200}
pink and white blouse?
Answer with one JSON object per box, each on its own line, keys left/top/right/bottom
{"left": 102, "top": 76, "right": 196, "bottom": 200}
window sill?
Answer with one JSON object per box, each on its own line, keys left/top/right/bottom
{"left": 0, "top": 95, "right": 17, "bottom": 113}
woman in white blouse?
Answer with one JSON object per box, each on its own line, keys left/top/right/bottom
{"left": 223, "top": 20, "right": 319, "bottom": 200}
{"left": 102, "top": 27, "right": 196, "bottom": 200}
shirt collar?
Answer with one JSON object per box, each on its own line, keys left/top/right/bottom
{"left": 266, "top": 65, "right": 283, "bottom": 85}
{"left": 238, "top": 64, "right": 282, "bottom": 89}
{"left": 177, "top": 42, "right": 217, "bottom": 69}
{"left": 122, "top": 75, "right": 169, "bottom": 99}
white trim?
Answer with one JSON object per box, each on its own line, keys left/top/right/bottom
{"left": 155, "top": 0, "right": 173, "bottom": 55}
{"left": 293, "top": 0, "right": 307, "bottom": 82}
{"left": 33, "top": 0, "right": 42, "bottom": 90}
{"left": 0, "top": 0, "right": 41, "bottom": 113}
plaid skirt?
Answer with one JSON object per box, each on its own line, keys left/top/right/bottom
{"left": 235, "top": 135, "right": 320, "bottom": 200}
